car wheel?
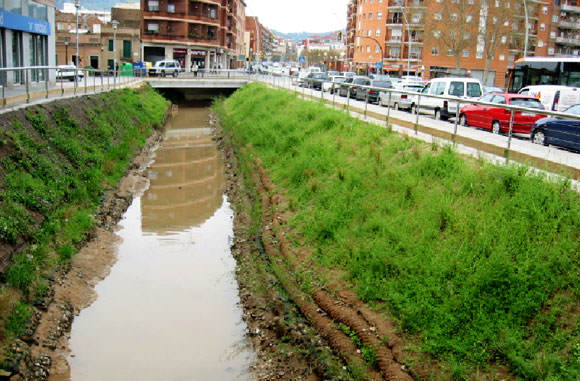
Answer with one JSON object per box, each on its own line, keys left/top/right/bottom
{"left": 173, "top": 70, "right": 178, "bottom": 77}
{"left": 435, "top": 109, "right": 442, "bottom": 120}
{"left": 492, "top": 121, "right": 501, "bottom": 134}
{"left": 532, "top": 129, "right": 546, "bottom": 145}
{"left": 161, "top": 70, "right": 166, "bottom": 77}
{"left": 459, "top": 114, "right": 468, "bottom": 126}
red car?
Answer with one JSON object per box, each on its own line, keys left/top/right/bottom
{"left": 459, "top": 93, "right": 546, "bottom": 134}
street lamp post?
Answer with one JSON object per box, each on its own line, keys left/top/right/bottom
{"left": 74, "top": 0, "right": 80, "bottom": 94}
{"left": 523, "top": 0, "right": 529, "bottom": 56}
{"left": 400, "top": 5, "right": 412, "bottom": 76}
{"left": 351, "top": 34, "right": 384, "bottom": 75}
{"left": 64, "top": 41, "right": 69, "bottom": 64}
{"left": 112, "top": 20, "right": 119, "bottom": 87}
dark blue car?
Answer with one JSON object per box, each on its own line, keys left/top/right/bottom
{"left": 532, "top": 104, "right": 580, "bottom": 151}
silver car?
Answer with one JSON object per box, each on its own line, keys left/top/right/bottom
{"left": 379, "top": 83, "right": 424, "bottom": 111}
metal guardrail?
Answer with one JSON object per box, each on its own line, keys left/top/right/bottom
{"left": 257, "top": 72, "right": 580, "bottom": 166}
{"left": 0, "top": 65, "right": 142, "bottom": 109}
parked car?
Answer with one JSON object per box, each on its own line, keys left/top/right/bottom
{"left": 459, "top": 93, "right": 546, "bottom": 134}
{"left": 323, "top": 75, "right": 346, "bottom": 93}
{"left": 416, "top": 77, "right": 483, "bottom": 120}
{"left": 355, "top": 79, "right": 392, "bottom": 103}
{"left": 531, "top": 104, "right": 580, "bottom": 150}
{"left": 56, "top": 65, "right": 84, "bottom": 81}
{"left": 339, "top": 76, "right": 370, "bottom": 98}
{"left": 518, "top": 85, "right": 580, "bottom": 112}
{"left": 379, "top": 83, "right": 424, "bottom": 110}
{"left": 368, "top": 74, "right": 390, "bottom": 81}
{"left": 483, "top": 86, "right": 504, "bottom": 95}
{"left": 148, "top": 60, "right": 181, "bottom": 77}
{"left": 343, "top": 71, "right": 356, "bottom": 78}
{"left": 327, "top": 70, "right": 340, "bottom": 77}
{"left": 307, "top": 73, "right": 329, "bottom": 90}
{"left": 338, "top": 77, "right": 355, "bottom": 97}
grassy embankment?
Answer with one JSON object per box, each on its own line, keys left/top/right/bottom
{"left": 215, "top": 83, "right": 580, "bottom": 379}
{"left": 0, "top": 86, "right": 169, "bottom": 352}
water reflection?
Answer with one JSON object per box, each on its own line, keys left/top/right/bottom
{"left": 142, "top": 109, "right": 224, "bottom": 234}
{"left": 67, "top": 108, "right": 254, "bottom": 380}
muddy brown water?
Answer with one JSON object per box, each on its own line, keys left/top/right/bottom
{"left": 67, "top": 108, "right": 255, "bottom": 380}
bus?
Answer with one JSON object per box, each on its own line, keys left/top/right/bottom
{"left": 507, "top": 57, "right": 580, "bottom": 93}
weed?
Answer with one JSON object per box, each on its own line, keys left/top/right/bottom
{"left": 215, "top": 83, "right": 580, "bottom": 379}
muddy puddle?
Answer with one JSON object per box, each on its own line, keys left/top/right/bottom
{"left": 67, "top": 108, "right": 255, "bottom": 380}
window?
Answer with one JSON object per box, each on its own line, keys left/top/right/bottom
{"left": 431, "top": 46, "right": 439, "bottom": 55}
{"left": 499, "top": 54, "right": 505, "bottom": 61}
{"left": 449, "top": 82, "right": 464, "bottom": 97}
{"left": 480, "top": 94, "right": 495, "bottom": 103}
{"left": 462, "top": 49, "right": 469, "bottom": 57}
{"left": 451, "top": 13, "right": 458, "bottom": 21}
{"left": 377, "top": 12, "right": 383, "bottom": 20}
{"left": 147, "top": 23, "right": 159, "bottom": 32}
{"left": 542, "top": 6, "right": 548, "bottom": 14}
{"left": 369, "top": 13, "right": 373, "bottom": 20}
{"left": 108, "top": 39, "right": 114, "bottom": 51}
{"left": 467, "top": 83, "right": 482, "bottom": 97}
{"left": 492, "top": 95, "right": 506, "bottom": 104}
{"left": 447, "top": 49, "right": 454, "bottom": 56}
{"left": 501, "top": 36, "right": 507, "bottom": 44}
{"left": 434, "top": 13, "right": 442, "bottom": 20}
{"left": 123, "top": 40, "right": 131, "bottom": 58}
{"left": 431, "top": 82, "right": 446, "bottom": 95}
{"left": 376, "top": 29, "right": 381, "bottom": 36}
{"left": 148, "top": 0, "right": 159, "bottom": 11}
{"left": 540, "top": 23, "right": 545, "bottom": 31}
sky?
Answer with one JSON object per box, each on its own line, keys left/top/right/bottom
{"left": 244, "top": 0, "right": 349, "bottom": 34}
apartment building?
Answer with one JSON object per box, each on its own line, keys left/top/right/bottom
{"left": 55, "top": 8, "right": 105, "bottom": 68}
{"left": 346, "top": 0, "right": 358, "bottom": 69}
{"left": 245, "top": 15, "right": 260, "bottom": 61}
{"left": 349, "top": 0, "right": 575, "bottom": 87}
{"left": 141, "top": 0, "right": 246, "bottom": 70}
{"left": 1, "top": 0, "right": 56, "bottom": 88}
{"left": 101, "top": 4, "right": 142, "bottom": 71}
{"left": 551, "top": 0, "right": 580, "bottom": 56}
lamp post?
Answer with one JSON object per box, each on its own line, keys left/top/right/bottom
{"left": 400, "top": 4, "right": 412, "bottom": 76}
{"left": 64, "top": 41, "right": 69, "bottom": 64}
{"left": 112, "top": 20, "right": 119, "bottom": 87}
{"left": 74, "top": 0, "right": 80, "bottom": 94}
{"left": 352, "top": 35, "right": 384, "bottom": 75}
{"left": 523, "top": 0, "right": 529, "bottom": 57}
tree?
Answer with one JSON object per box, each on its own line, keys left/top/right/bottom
{"left": 478, "top": 0, "right": 518, "bottom": 84}
{"left": 424, "top": 0, "right": 480, "bottom": 68}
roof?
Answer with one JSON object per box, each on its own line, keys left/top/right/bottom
{"left": 515, "top": 57, "right": 580, "bottom": 63}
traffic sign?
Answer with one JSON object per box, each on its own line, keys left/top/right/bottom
{"left": 299, "top": 56, "right": 306, "bottom": 63}
{"left": 375, "top": 61, "right": 383, "bottom": 69}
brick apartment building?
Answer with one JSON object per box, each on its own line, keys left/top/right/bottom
{"left": 141, "top": 0, "right": 246, "bottom": 70}
{"left": 348, "top": 0, "right": 579, "bottom": 87}
{"left": 245, "top": 16, "right": 276, "bottom": 61}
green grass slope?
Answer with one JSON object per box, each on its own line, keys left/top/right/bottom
{"left": 215, "top": 83, "right": 580, "bottom": 379}
{"left": 0, "top": 86, "right": 169, "bottom": 346}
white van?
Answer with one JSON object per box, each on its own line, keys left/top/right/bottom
{"left": 416, "top": 77, "right": 483, "bottom": 120}
{"left": 518, "top": 85, "right": 580, "bottom": 112}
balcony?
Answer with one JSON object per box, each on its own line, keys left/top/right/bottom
{"left": 561, "top": 3, "right": 580, "bottom": 14}
{"left": 559, "top": 20, "right": 580, "bottom": 30}
{"left": 556, "top": 36, "right": 580, "bottom": 45}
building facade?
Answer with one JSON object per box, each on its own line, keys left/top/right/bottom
{"left": 55, "top": 8, "right": 104, "bottom": 68}
{"left": 1, "top": 0, "right": 56, "bottom": 88}
{"left": 101, "top": 4, "right": 142, "bottom": 71}
{"left": 141, "top": 0, "right": 246, "bottom": 70}
{"left": 348, "top": 0, "right": 578, "bottom": 87}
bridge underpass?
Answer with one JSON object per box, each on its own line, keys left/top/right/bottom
{"left": 147, "top": 78, "right": 249, "bottom": 102}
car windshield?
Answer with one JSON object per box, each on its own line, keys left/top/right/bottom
{"left": 373, "top": 81, "right": 391, "bottom": 88}
{"left": 564, "top": 104, "right": 580, "bottom": 116}
{"left": 510, "top": 98, "right": 544, "bottom": 109}
{"left": 403, "top": 85, "right": 423, "bottom": 92}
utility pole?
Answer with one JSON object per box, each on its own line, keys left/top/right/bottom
{"left": 400, "top": 2, "right": 412, "bottom": 76}
{"left": 523, "top": 0, "right": 529, "bottom": 57}
{"left": 112, "top": 20, "right": 119, "bottom": 87}
{"left": 74, "top": 0, "right": 80, "bottom": 94}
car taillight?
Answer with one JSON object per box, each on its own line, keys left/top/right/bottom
{"left": 401, "top": 95, "right": 407, "bottom": 99}
{"left": 369, "top": 89, "right": 375, "bottom": 94}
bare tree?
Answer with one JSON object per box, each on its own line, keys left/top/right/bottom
{"left": 424, "top": 0, "right": 480, "bottom": 68}
{"left": 478, "top": 0, "right": 518, "bottom": 84}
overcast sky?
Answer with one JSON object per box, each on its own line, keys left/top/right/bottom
{"left": 244, "top": 0, "right": 349, "bottom": 33}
